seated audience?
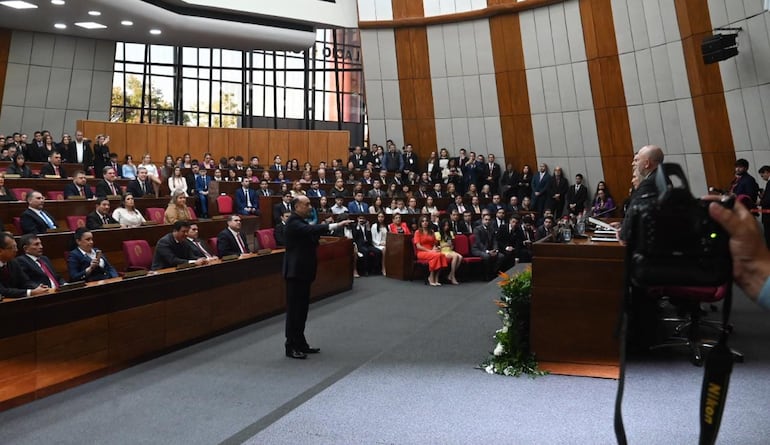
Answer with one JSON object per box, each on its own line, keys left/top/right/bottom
{"left": 195, "top": 168, "right": 211, "bottom": 218}
{"left": 471, "top": 213, "right": 502, "bottom": 280}
{"left": 352, "top": 214, "right": 383, "bottom": 276}
{"left": 67, "top": 228, "right": 119, "bottom": 282}
{"left": 63, "top": 170, "right": 94, "bottom": 199}
{"left": 371, "top": 212, "right": 388, "bottom": 275}
{"left": 348, "top": 191, "right": 369, "bottom": 214}
{"left": 20, "top": 191, "right": 58, "bottom": 234}
{"left": 151, "top": 221, "right": 208, "bottom": 270}
{"left": 95, "top": 166, "right": 122, "bottom": 197}
{"left": 388, "top": 212, "right": 411, "bottom": 234}
{"left": 0, "top": 232, "right": 50, "bottom": 298}
{"left": 165, "top": 190, "right": 192, "bottom": 224}
{"left": 38, "top": 152, "right": 67, "bottom": 178}
{"left": 436, "top": 220, "right": 462, "bottom": 285}
{"left": 235, "top": 177, "right": 260, "bottom": 216}
{"left": 15, "top": 234, "right": 65, "bottom": 290}
{"left": 273, "top": 192, "right": 294, "bottom": 223}
{"left": 86, "top": 198, "right": 119, "bottom": 230}
{"left": 167, "top": 167, "right": 188, "bottom": 197}
{"left": 414, "top": 215, "right": 448, "bottom": 286}
{"left": 187, "top": 223, "right": 216, "bottom": 259}
{"left": 112, "top": 193, "right": 146, "bottom": 228}
{"left": 331, "top": 196, "right": 348, "bottom": 215}
{"left": 0, "top": 172, "right": 17, "bottom": 201}
{"left": 536, "top": 215, "right": 556, "bottom": 241}
{"left": 274, "top": 210, "right": 290, "bottom": 247}
{"left": 7, "top": 154, "right": 34, "bottom": 178}
{"left": 122, "top": 154, "right": 137, "bottom": 180}
{"left": 590, "top": 189, "right": 616, "bottom": 217}
{"left": 216, "top": 215, "right": 250, "bottom": 256}
{"left": 258, "top": 180, "right": 273, "bottom": 197}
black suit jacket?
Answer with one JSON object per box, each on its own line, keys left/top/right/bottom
{"left": 187, "top": 238, "right": 213, "bottom": 258}
{"left": 216, "top": 229, "right": 250, "bottom": 257}
{"left": 1, "top": 259, "right": 37, "bottom": 298}
{"left": 86, "top": 211, "right": 118, "bottom": 230}
{"left": 15, "top": 255, "right": 65, "bottom": 287}
{"left": 565, "top": 184, "right": 589, "bottom": 214}
{"left": 283, "top": 213, "right": 332, "bottom": 281}
{"left": 471, "top": 224, "right": 498, "bottom": 256}
{"left": 152, "top": 233, "right": 197, "bottom": 270}
{"left": 274, "top": 222, "right": 287, "bottom": 247}
{"left": 273, "top": 201, "right": 293, "bottom": 224}
{"left": 63, "top": 182, "right": 94, "bottom": 199}
{"left": 93, "top": 144, "right": 111, "bottom": 177}
{"left": 95, "top": 180, "right": 121, "bottom": 197}
{"left": 126, "top": 178, "right": 154, "bottom": 198}
{"left": 67, "top": 141, "right": 94, "bottom": 167}
{"left": 20, "top": 208, "right": 56, "bottom": 234}
{"left": 39, "top": 162, "right": 67, "bottom": 178}
{"left": 67, "top": 248, "right": 118, "bottom": 282}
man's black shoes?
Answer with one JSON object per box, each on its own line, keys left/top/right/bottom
{"left": 302, "top": 346, "right": 321, "bottom": 354}
{"left": 285, "top": 348, "right": 307, "bottom": 359}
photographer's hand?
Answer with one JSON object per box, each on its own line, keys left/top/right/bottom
{"left": 708, "top": 200, "right": 770, "bottom": 303}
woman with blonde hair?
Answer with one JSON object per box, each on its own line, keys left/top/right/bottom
{"left": 164, "top": 190, "right": 191, "bottom": 224}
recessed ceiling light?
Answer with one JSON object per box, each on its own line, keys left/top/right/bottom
{"left": 74, "top": 22, "right": 107, "bottom": 30}
{"left": 54, "top": 23, "right": 66, "bottom": 29}
{"left": 51, "top": 0, "right": 65, "bottom": 5}
{"left": 121, "top": 20, "right": 133, "bottom": 26}
{"left": 149, "top": 29, "right": 162, "bottom": 35}
{"left": 0, "top": 1, "right": 38, "bottom": 9}
{"left": 88, "top": 10, "right": 100, "bottom": 16}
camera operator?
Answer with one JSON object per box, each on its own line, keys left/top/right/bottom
{"left": 708, "top": 199, "right": 770, "bottom": 309}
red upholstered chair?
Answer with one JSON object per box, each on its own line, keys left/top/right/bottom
{"left": 454, "top": 234, "right": 481, "bottom": 265}
{"left": 216, "top": 195, "right": 233, "bottom": 215}
{"left": 46, "top": 190, "right": 65, "bottom": 201}
{"left": 208, "top": 237, "right": 218, "bottom": 255}
{"left": 256, "top": 228, "right": 276, "bottom": 250}
{"left": 12, "top": 217, "right": 22, "bottom": 235}
{"left": 10, "top": 188, "right": 33, "bottom": 201}
{"left": 66, "top": 215, "right": 87, "bottom": 231}
{"left": 145, "top": 207, "right": 165, "bottom": 224}
{"left": 122, "top": 240, "right": 153, "bottom": 271}
{"left": 187, "top": 207, "right": 197, "bottom": 220}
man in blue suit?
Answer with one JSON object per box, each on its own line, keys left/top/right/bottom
{"left": 347, "top": 191, "right": 369, "bottom": 214}
{"left": 235, "top": 177, "right": 260, "bottom": 216}
{"left": 306, "top": 180, "right": 325, "bottom": 198}
{"left": 195, "top": 168, "right": 211, "bottom": 218}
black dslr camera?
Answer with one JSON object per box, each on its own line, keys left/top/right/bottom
{"left": 628, "top": 163, "right": 733, "bottom": 287}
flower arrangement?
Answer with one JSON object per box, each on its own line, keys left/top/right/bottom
{"left": 480, "top": 268, "right": 547, "bottom": 377}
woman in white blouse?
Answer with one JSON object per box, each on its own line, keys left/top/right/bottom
{"left": 139, "top": 153, "right": 162, "bottom": 187}
{"left": 370, "top": 211, "right": 388, "bottom": 275}
{"left": 168, "top": 166, "right": 189, "bottom": 197}
{"left": 112, "top": 193, "right": 147, "bottom": 228}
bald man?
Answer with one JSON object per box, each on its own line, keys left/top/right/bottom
{"left": 621, "top": 145, "right": 664, "bottom": 242}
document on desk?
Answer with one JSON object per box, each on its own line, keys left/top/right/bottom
{"left": 590, "top": 237, "right": 619, "bottom": 242}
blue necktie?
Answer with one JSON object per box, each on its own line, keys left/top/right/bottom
{"left": 40, "top": 211, "right": 55, "bottom": 229}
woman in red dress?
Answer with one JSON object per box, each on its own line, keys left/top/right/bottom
{"left": 413, "top": 216, "right": 448, "bottom": 286}
{"left": 388, "top": 213, "right": 411, "bottom": 234}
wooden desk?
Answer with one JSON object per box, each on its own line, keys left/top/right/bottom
{"left": 384, "top": 232, "right": 415, "bottom": 280}
{"left": 530, "top": 237, "right": 625, "bottom": 378}
{"left": 0, "top": 237, "right": 353, "bottom": 410}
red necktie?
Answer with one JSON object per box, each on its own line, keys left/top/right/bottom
{"left": 110, "top": 182, "right": 116, "bottom": 195}
{"left": 54, "top": 166, "right": 59, "bottom": 176}
{"left": 195, "top": 241, "right": 212, "bottom": 258}
{"left": 235, "top": 233, "right": 246, "bottom": 253}
{"left": 37, "top": 259, "right": 58, "bottom": 289}
{"left": 79, "top": 186, "right": 84, "bottom": 197}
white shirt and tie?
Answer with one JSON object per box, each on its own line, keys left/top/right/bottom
{"left": 31, "top": 208, "right": 56, "bottom": 229}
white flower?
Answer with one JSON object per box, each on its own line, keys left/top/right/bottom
{"left": 503, "top": 367, "right": 512, "bottom": 376}
{"left": 493, "top": 343, "right": 504, "bottom": 356}
{"left": 485, "top": 364, "right": 494, "bottom": 374}
{"left": 501, "top": 325, "right": 508, "bottom": 334}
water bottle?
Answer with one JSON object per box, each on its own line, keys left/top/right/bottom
{"left": 576, "top": 212, "right": 585, "bottom": 235}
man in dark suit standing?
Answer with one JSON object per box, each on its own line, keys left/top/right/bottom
{"left": 86, "top": 198, "right": 119, "bottom": 230}
{"left": 68, "top": 130, "right": 94, "bottom": 169}
{"left": 0, "top": 232, "right": 50, "bottom": 299}
{"left": 126, "top": 167, "right": 155, "bottom": 198}
{"left": 20, "top": 191, "right": 58, "bottom": 234}
{"left": 64, "top": 171, "right": 95, "bottom": 199}
{"left": 274, "top": 210, "right": 290, "bottom": 247}
{"left": 152, "top": 221, "right": 208, "bottom": 270}
{"left": 531, "top": 163, "right": 551, "bottom": 215}
{"left": 15, "top": 234, "right": 65, "bottom": 289}
{"left": 283, "top": 195, "right": 352, "bottom": 359}
{"left": 235, "top": 177, "right": 260, "bottom": 216}
{"left": 274, "top": 192, "right": 293, "bottom": 224}
{"left": 483, "top": 154, "right": 502, "bottom": 194}
{"left": 216, "top": 215, "right": 250, "bottom": 257}
{"left": 565, "top": 173, "right": 588, "bottom": 216}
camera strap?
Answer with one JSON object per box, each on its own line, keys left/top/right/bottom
{"left": 614, "top": 250, "right": 735, "bottom": 445}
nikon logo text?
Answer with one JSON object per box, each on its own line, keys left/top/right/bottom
{"left": 704, "top": 382, "right": 721, "bottom": 424}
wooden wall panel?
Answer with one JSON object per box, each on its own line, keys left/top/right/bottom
{"left": 248, "top": 129, "right": 270, "bottom": 162}
{"left": 579, "top": 0, "right": 634, "bottom": 203}
{"left": 228, "top": 128, "right": 249, "bottom": 159}
{"left": 288, "top": 130, "right": 310, "bottom": 165}
{"left": 35, "top": 316, "right": 109, "bottom": 389}
{"left": 146, "top": 125, "right": 169, "bottom": 162}
{"left": 187, "top": 127, "right": 209, "bottom": 154}
{"left": 391, "top": 0, "right": 424, "bottom": 20}
{"left": 125, "top": 124, "right": 148, "bottom": 161}
{"left": 108, "top": 303, "right": 165, "bottom": 365}
{"left": 309, "top": 131, "right": 330, "bottom": 167}
{"left": 674, "top": 0, "right": 735, "bottom": 190}
{"left": 81, "top": 121, "right": 106, "bottom": 141}
{"left": 489, "top": 12, "right": 538, "bottom": 171}
{"left": 208, "top": 128, "right": 229, "bottom": 159}
{"left": 0, "top": 333, "right": 36, "bottom": 402}
{"left": 328, "top": 132, "right": 350, "bottom": 162}
{"left": 268, "top": 130, "right": 289, "bottom": 163}
{"left": 104, "top": 122, "right": 126, "bottom": 159}
{"left": 167, "top": 126, "right": 189, "bottom": 156}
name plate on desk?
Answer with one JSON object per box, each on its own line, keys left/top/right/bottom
{"left": 100, "top": 223, "right": 121, "bottom": 229}
{"left": 66, "top": 195, "right": 86, "bottom": 200}
{"left": 141, "top": 221, "right": 158, "bottom": 225}
{"left": 176, "top": 262, "right": 196, "bottom": 270}
{"left": 3, "top": 173, "right": 20, "bottom": 178}
{"left": 124, "top": 269, "right": 148, "bottom": 279}
{"left": 46, "top": 227, "right": 68, "bottom": 233}
{"left": 257, "top": 248, "right": 272, "bottom": 255}
{"left": 43, "top": 175, "right": 61, "bottom": 179}
{"left": 58, "top": 281, "right": 86, "bottom": 291}
{"left": 106, "top": 195, "right": 122, "bottom": 200}
{"left": 221, "top": 254, "right": 239, "bottom": 262}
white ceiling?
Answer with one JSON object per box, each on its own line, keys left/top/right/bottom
{"left": 0, "top": 0, "right": 341, "bottom": 51}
